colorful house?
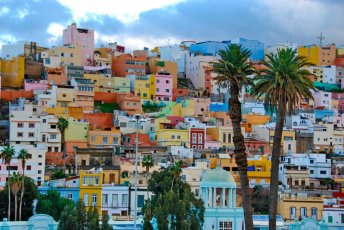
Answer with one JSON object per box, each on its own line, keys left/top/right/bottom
{"left": 79, "top": 169, "right": 103, "bottom": 215}
{"left": 114, "top": 77, "right": 130, "bottom": 93}
{"left": 154, "top": 72, "right": 173, "bottom": 101}
{"left": 1, "top": 56, "right": 25, "bottom": 88}
{"left": 134, "top": 75, "right": 151, "bottom": 99}
{"left": 112, "top": 53, "right": 146, "bottom": 77}
{"left": 88, "top": 128, "right": 121, "bottom": 148}
{"left": 298, "top": 44, "right": 336, "bottom": 66}
{"left": 247, "top": 155, "right": 271, "bottom": 188}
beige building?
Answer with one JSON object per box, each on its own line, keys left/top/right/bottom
{"left": 42, "top": 44, "right": 83, "bottom": 67}
{"left": 84, "top": 73, "right": 115, "bottom": 92}
{"left": 313, "top": 123, "right": 334, "bottom": 153}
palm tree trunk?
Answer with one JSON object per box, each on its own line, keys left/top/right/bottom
{"left": 19, "top": 162, "right": 25, "bottom": 221}
{"left": 228, "top": 84, "right": 253, "bottom": 230}
{"left": 269, "top": 101, "right": 286, "bottom": 230}
{"left": 14, "top": 192, "right": 18, "bottom": 221}
{"left": 7, "top": 167, "right": 11, "bottom": 221}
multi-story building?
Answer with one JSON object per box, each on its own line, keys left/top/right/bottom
{"left": 83, "top": 73, "right": 115, "bottom": 93}
{"left": 102, "top": 184, "right": 129, "bottom": 217}
{"left": 2, "top": 41, "right": 47, "bottom": 60}
{"left": 79, "top": 169, "right": 103, "bottom": 215}
{"left": 39, "top": 177, "right": 80, "bottom": 203}
{"left": 190, "top": 128, "right": 206, "bottom": 149}
{"left": 247, "top": 155, "right": 271, "bottom": 188}
{"left": 308, "top": 65, "right": 336, "bottom": 83}
{"left": 112, "top": 54, "right": 146, "bottom": 77}
{"left": 114, "top": 77, "right": 130, "bottom": 93}
{"left": 42, "top": 44, "right": 83, "bottom": 67}
{"left": 9, "top": 102, "right": 61, "bottom": 152}
{"left": 1, "top": 56, "right": 25, "bottom": 88}
{"left": 148, "top": 59, "right": 178, "bottom": 89}
{"left": 93, "top": 48, "right": 112, "bottom": 67}
{"left": 88, "top": 128, "right": 121, "bottom": 148}
{"left": 232, "top": 38, "right": 265, "bottom": 61}
{"left": 298, "top": 44, "right": 336, "bottom": 66}
{"left": 134, "top": 75, "right": 151, "bottom": 100}
{"left": 71, "top": 78, "right": 95, "bottom": 113}
{"left": 63, "top": 23, "right": 94, "bottom": 66}
{"left": 313, "top": 123, "right": 334, "bottom": 153}
{"left": 155, "top": 72, "right": 173, "bottom": 101}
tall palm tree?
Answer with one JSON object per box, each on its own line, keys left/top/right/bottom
{"left": 57, "top": 117, "right": 69, "bottom": 152}
{"left": 18, "top": 148, "right": 30, "bottom": 221}
{"left": 142, "top": 155, "right": 154, "bottom": 196}
{"left": 214, "top": 44, "right": 256, "bottom": 230}
{"left": 1, "top": 145, "right": 15, "bottom": 220}
{"left": 8, "top": 172, "right": 22, "bottom": 221}
{"left": 252, "top": 48, "right": 315, "bottom": 230}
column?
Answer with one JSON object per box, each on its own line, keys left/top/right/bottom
{"left": 228, "top": 188, "right": 232, "bottom": 208}
{"left": 232, "top": 189, "right": 236, "bottom": 207}
{"left": 213, "top": 187, "right": 216, "bottom": 208}
{"left": 205, "top": 187, "right": 209, "bottom": 208}
{"left": 222, "top": 188, "right": 226, "bottom": 207}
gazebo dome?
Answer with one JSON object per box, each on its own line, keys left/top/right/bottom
{"left": 201, "top": 167, "right": 236, "bottom": 188}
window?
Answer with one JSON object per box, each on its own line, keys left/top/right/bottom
{"left": 17, "top": 123, "right": 23, "bottom": 128}
{"left": 219, "top": 221, "right": 232, "bottom": 230}
{"left": 38, "top": 170, "right": 42, "bottom": 174}
{"left": 122, "top": 194, "right": 128, "bottom": 207}
{"left": 310, "top": 159, "right": 314, "bottom": 164}
{"left": 50, "top": 134, "right": 57, "bottom": 139}
{"left": 156, "top": 88, "right": 159, "bottom": 92}
{"left": 223, "top": 133, "right": 226, "bottom": 143}
{"left": 83, "top": 176, "right": 87, "bottom": 185}
{"left": 84, "top": 193, "right": 89, "bottom": 206}
{"left": 165, "top": 89, "right": 170, "bottom": 93}
{"left": 50, "top": 125, "right": 56, "bottom": 129}
{"left": 320, "top": 170, "right": 326, "bottom": 174}
{"left": 310, "top": 170, "right": 314, "bottom": 174}
{"left": 192, "top": 133, "right": 197, "bottom": 143}
{"left": 26, "top": 165, "right": 32, "bottom": 170}
{"left": 311, "top": 207, "right": 317, "bottom": 219}
{"left": 137, "top": 195, "right": 144, "bottom": 207}
{"left": 95, "top": 177, "right": 99, "bottom": 185}
{"left": 166, "top": 80, "right": 169, "bottom": 84}
{"left": 68, "top": 193, "right": 73, "bottom": 200}
{"left": 341, "top": 214, "right": 344, "bottom": 224}
{"left": 61, "top": 52, "right": 64, "bottom": 57}
{"left": 113, "top": 137, "right": 118, "bottom": 144}
{"left": 43, "top": 119, "right": 46, "bottom": 123}
{"left": 228, "top": 134, "right": 231, "bottom": 143}
{"left": 198, "top": 133, "right": 203, "bottom": 144}
{"left": 102, "top": 194, "right": 108, "bottom": 205}
{"left": 92, "top": 194, "right": 97, "bottom": 205}
{"left": 91, "top": 136, "right": 95, "bottom": 142}
{"left": 328, "top": 215, "right": 333, "bottom": 223}
{"left": 300, "top": 207, "right": 307, "bottom": 219}
{"left": 171, "top": 135, "right": 175, "bottom": 139}
{"left": 112, "top": 194, "right": 118, "bottom": 207}
{"left": 17, "top": 132, "right": 23, "bottom": 137}
{"left": 29, "top": 132, "right": 34, "bottom": 137}
{"left": 290, "top": 207, "right": 296, "bottom": 220}
{"left": 102, "top": 137, "right": 108, "bottom": 144}
{"left": 29, "top": 123, "right": 35, "bottom": 128}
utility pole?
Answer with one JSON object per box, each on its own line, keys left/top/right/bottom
{"left": 317, "top": 32, "right": 325, "bottom": 47}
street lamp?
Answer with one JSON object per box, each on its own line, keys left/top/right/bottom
{"left": 130, "top": 114, "right": 146, "bottom": 229}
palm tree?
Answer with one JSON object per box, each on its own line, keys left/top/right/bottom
{"left": 170, "top": 160, "right": 183, "bottom": 190}
{"left": 18, "top": 148, "right": 30, "bottom": 221}
{"left": 214, "top": 44, "right": 256, "bottom": 230}
{"left": 57, "top": 117, "right": 69, "bottom": 152}
{"left": 252, "top": 48, "right": 315, "bottom": 230}
{"left": 1, "top": 145, "right": 15, "bottom": 220}
{"left": 142, "top": 155, "right": 154, "bottom": 196}
{"left": 8, "top": 172, "right": 22, "bottom": 221}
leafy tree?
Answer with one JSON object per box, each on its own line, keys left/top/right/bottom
{"left": 100, "top": 214, "right": 112, "bottom": 230}
{"left": 170, "top": 160, "right": 182, "bottom": 190}
{"left": 0, "top": 176, "right": 38, "bottom": 221}
{"left": 86, "top": 206, "right": 99, "bottom": 230}
{"left": 76, "top": 200, "right": 86, "bottom": 230}
{"left": 58, "top": 205, "right": 77, "bottom": 230}
{"left": 214, "top": 44, "right": 256, "bottom": 230}
{"left": 252, "top": 48, "right": 315, "bottom": 229}
{"left": 252, "top": 185, "right": 269, "bottom": 214}
{"left": 1, "top": 145, "right": 15, "bottom": 220}
{"left": 17, "top": 148, "right": 30, "bottom": 221}
{"left": 8, "top": 172, "right": 22, "bottom": 221}
{"left": 36, "top": 189, "right": 75, "bottom": 221}
{"left": 142, "top": 155, "right": 154, "bottom": 195}
{"left": 57, "top": 117, "right": 69, "bottom": 152}
{"left": 51, "top": 169, "right": 68, "bottom": 180}
{"left": 144, "top": 166, "right": 204, "bottom": 230}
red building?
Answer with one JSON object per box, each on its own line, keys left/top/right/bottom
{"left": 190, "top": 128, "right": 205, "bottom": 149}
{"left": 122, "top": 133, "right": 153, "bottom": 146}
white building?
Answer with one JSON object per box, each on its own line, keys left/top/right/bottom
{"left": 313, "top": 91, "right": 332, "bottom": 110}
{"left": 181, "top": 161, "right": 208, "bottom": 196}
{"left": 129, "top": 188, "right": 153, "bottom": 217}
{"left": 102, "top": 185, "right": 129, "bottom": 217}
{"left": 10, "top": 102, "right": 61, "bottom": 152}
{"left": 2, "top": 41, "right": 26, "bottom": 59}
{"left": 158, "top": 44, "right": 189, "bottom": 74}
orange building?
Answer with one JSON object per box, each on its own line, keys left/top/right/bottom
{"left": 115, "top": 92, "right": 142, "bottom": 115}
{"left": 335, "top": 56, "right": 344, "bottom": 68}
{"left": 88, "top": 128, "right": 121, "bottom": 148}
{"left": 83, "top": 113, "right": 114, "bottom": 130}
{"left": 242, "top": 114, "right": 270, "bottom": 132}
{"left": 94, "top": 92, "right": 117, "bottom": 103}
{"left": 122, "top": 133, "right": 153, "bottom": 146}
{"left": 112, "top": 54, "right": 146, "bottom": 77}
{"left": 172, "top": 88, "right": 189, "bottom": 101}
{"left": 0, "top": 90, "right": 34, "bottom": 101}
{"left": 46, "top": 67, "right": 68, "bottom": 86}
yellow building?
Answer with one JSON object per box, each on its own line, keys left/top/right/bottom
{"left": 242, "top": 114, "right": 270, "bottom": 133}
{"left": 269, "top": 129, "right": 296, "bottom": 154}
{"left": 80, "top": 169, "right": 103, "bottom": 215}
{"left": 149, "top": 74, "right": 156, "bottom": 99}
{"left": 181, "top": 99, "right": 196, "bottom": 117}
{"left": 88, "top": 128, "right": 121, "bottom": 148}
{"left": 278, "top": 193, "right": 323, "bottom": 222}
{"left": 206, "top": 126, "right": 245, "bottom": 148}
{"left": 134, "top": 75, "right": 151, "bottom": 100}
{"left": 1, "top": 56, "right": 25, "bottom": 88}
{"left": 65, "top": 118, "right": 89, "bottom": 142}
{"left": 84, "top": 73, "right": 115, "bottom": 92}
{"left": 94, "top": 48, "right": 112, "bottom": 67}
{"left": 155, "top": 129, "right": 189, "bottom": 147}
{"left": 44, "top": 44, "right": 83, "bottom": 66}
{"left": 114, "top": 77, "right": 130, "bottom": 93}
{"left": 102, "top": 168, "right": 121, "bottom": 185}
{"left": 298, "top": 44, "right": 336, "bottom": 66}
{"left": 247, "top": 155, "right": 271, "bottom": 186}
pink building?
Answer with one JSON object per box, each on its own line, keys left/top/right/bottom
{"left": 313, "top": 91, "right": 332, "bottom": 109}
{"left": 194, "top": 97, "right": 210, "bottom": 117}
{"left": 24, "top": 80, "right": 49, "bottom": 91}
{"left": 204, "top": 135, "right": 221, "bottom": 150}
{"left": 63, "top": 23, "right": 94, "bottom": 66}
{"left": 155, "top": 72, "right": 173, "bottom": 101}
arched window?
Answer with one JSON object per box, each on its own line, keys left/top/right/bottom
{"left": 300, "top": 207, "right": 307, "bottom": 219}
{"left": 311, "top": 207, "right": 317, "bottom": 219}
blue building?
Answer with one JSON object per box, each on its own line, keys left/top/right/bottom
{"left": 232, "top": 38, "right": 264, "bottom": 61}
{"left": 200, "top": 167, "right": 244, "bottom": 230}
{"left": 38, "top": 177, "right": 80, "bottom": 204}
{"left": 189, "top": 41, "right": 231, "bottom": 56}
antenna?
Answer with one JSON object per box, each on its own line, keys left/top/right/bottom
{"left": 317, "top": 32, "right": 325, "bottom": 47}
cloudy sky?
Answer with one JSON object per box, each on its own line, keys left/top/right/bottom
{"left": 0, "top": 0, "right": 343, "bottom": 51}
